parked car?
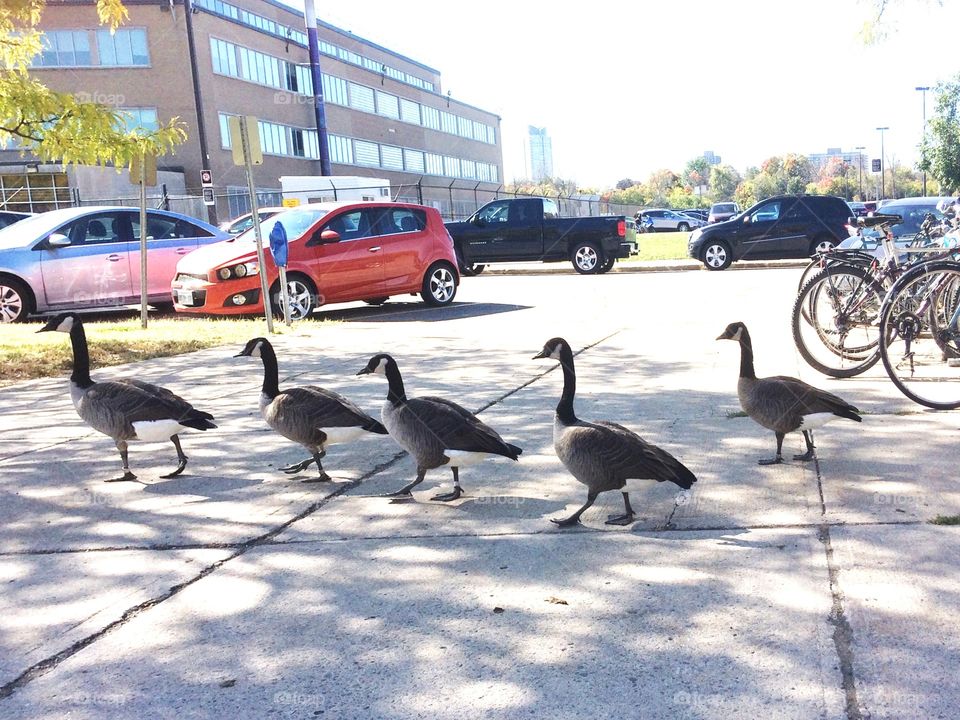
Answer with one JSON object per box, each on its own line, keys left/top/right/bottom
{"left": 708, "top": 202, "right": 740, "bottom": 224}
{"left": 688, "top": 195, "right": 852, "bottom": 270}
{"left": 681, "top": 209, "right": 709, "bottom": 223}
{"left": 0, "top": 211, "right": 31, "bottom": 231}
{"left": 172, "top": 201, "right": 459, "bottom": 320}
{"left": 0, "top": 206, "right": 227, "bottom": 323}
{"left": 638, "top": 208, "right": 704, "bottom": 232}
{"left": 846, "top": 196, "right": 955, "bottom": 251}
{"left": 847, "top": 201, "right": 869, "bottom": 217}
{"left": 219, "top": 207, "right": 286, "bottom": 235}
{"left": 447, "top": 197, "right": 636, "bottom": 275}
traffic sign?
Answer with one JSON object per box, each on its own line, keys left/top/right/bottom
{"left": 202, "top": 187, "right": 215, "bottom": 206}
{"left": 201, "top": 169, "right": 213, "bottom": 186}
{"left": 872, "top": 159, "right": 882, "bottom": 173}
{"left": 282, "top": 198, "right": 300, "bottom": 208}
{"left": 129, "top": 152, "right": 157, "bottom": 187}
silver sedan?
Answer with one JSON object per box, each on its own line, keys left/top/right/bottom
{"left": 0, "top": 206, "right": 227, "bottom": 322}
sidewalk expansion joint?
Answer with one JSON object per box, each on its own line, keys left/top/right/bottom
{"left": 815, "top": 449, "right": 863, "bottom": 720}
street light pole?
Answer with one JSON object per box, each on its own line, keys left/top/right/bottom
{"left": 876, "top": 126, "right": 889, "bottom": 199}
{"left": 855, "top": 146, "right": 866, "bottom": 199}
{"left": 916, "top": 86, "right": 930, "bottom": 196}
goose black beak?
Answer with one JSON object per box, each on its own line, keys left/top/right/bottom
{"left": 357, "top": 367, "right": 372, "bottom": 375}
{"left": 532, "top": 349, "right": 547, "bottom": 359}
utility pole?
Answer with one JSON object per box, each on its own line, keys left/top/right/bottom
{"left": 916, "top": 86, "right": 930, "bottom": 196}
{"left": 855, "top": 145, "right": 865, "bottom": 200}
{"left": 876, "top": 127, "right": 889, "bottom": 199}
{"left": 184, "top": 0, "right": 218, "bottom": 224}
{"left": 303, "top": 1, "right": 331, "bottom": 175}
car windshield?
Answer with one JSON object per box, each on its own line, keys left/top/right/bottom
{"left": 235, "top": 208, "right": 327, "bottom": 242}
{"left": 713, "top": 204, "right": 735, "bottom": 213}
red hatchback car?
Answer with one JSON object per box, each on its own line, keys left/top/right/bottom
{"left": 171, "top": 202, "right": 459, "bottom": 319}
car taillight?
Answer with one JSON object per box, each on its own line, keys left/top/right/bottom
{"left": 617, "top": 219, "right": 625, "bottom": 237}
{"left": 844, "top": 224, "right": 858, "bottom": 237}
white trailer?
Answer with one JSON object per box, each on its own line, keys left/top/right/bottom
{"left": 279, "top": 175, "right": 391, "bottom": 206}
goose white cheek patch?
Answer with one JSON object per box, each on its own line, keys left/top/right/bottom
{"left": 550, "top": 347, "right": 563, "bottom": 360}
{"left": 251, "top": 342, "right": 263, "bottom": 358}
{"left": 731, "top": 327, "right": 743, "bottom": 342}
{"left": 57, "top": 317, "right": 75, "bottom": 333}
{"left": 374, "top": 358, "right": 389, "bottom": 374}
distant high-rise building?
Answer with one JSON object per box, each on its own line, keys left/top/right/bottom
{"left": 703, "top": 150, "right": 721, "bottom": 166}
{"left": 528, "top": 126, "right": 554, "bottom": 181}
{"left": 807, "top": 147, "right": 866, "bottom": 172}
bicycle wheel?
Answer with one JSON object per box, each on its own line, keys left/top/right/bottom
{"left": 792, "top": 264, "right": 886, "bottom": 377}
{"left": 879, "top": 260, "right": 960, "bottom": 409}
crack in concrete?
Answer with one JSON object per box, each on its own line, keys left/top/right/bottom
{"left": 813, "top": 437, "right": 863, "bottom": 720}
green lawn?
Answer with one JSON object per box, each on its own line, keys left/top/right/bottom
{"left": 631, "top": 231, "right": 691, "bottom": 262}
{"left": 0, "top": 315, "right": 311, "bottom": 386}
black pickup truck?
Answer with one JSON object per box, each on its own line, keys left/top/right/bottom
{"left": 445, "top": 198, "right": 638, "bottom": 275}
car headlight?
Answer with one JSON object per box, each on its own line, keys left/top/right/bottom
{"left": 690, "top": 228, "right": 702, "bottom": 243}
{"left": 216, "top": 261, "right": 259, "bottom": 281}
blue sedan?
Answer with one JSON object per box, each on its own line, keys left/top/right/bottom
{"left": 0, "top": 206, "right": 228, "bottom": 322}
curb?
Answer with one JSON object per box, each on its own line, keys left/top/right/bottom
{"left": 480, "top": 259, "right": 809, "bottom": 276}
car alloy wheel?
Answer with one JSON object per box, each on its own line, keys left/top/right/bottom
{"left": 813, "top": 238, "right": 836, "bottom": 254}
{"left": 423, "top": 263, "right": 457, "bottom": 306}
{"left": 703, "top": 242, "right": 731, "bottom": 270}
{"left": 273, "top": 276, "right": 315, "bottom": 320}
{"left": 678, "top": 223, "right": 690, "bottom": 232}
{"left": 572, "top": 242, "right": 601, "bottom": 274}
{"left": 0, "top": 280, "right": 28, "bottom": 323}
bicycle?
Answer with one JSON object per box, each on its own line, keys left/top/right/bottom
{"left": 791, "top": 213, "right": 953, "bottom": 378}
{"left": 878, "top": 251, "right": 960, "bottom": 409}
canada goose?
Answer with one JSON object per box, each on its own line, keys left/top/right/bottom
{"left": 37, "top": 313, "right": 216, "bottom": 482}
{"left": 717, "top": 321, "right": 862, "bottom": 465}
{"left": 533, "top": 337, "right": 697, "bottom": 527}
{"left": 356, "top": 353, "right": 521, "bottom": 501}
{"left": 236, "top": 337, "right": 387, "bottom": 481}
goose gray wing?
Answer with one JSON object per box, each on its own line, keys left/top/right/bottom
{"left": 758, "top": 376, "right": 861, "bottom": 422}
{"left": 117, "top": 378, "right": 215, "bottom": 422}
{"left": 82, "top": 381, "right": 212, "bottom": 436}
{"left": 587, "top": 421, "right": 696, "bottom": 488}
{"left": 274, "top": 387, "right": 386, "bottom": 433}
{"left": 406, "top": 396, "right": 521, "bottom": 459}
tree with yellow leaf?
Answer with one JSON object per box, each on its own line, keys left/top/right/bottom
{"left": 0, "top": 0, "right": 184, "bottom": 165}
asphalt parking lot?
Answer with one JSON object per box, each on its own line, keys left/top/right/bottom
{"left": 1, "top": 267, "right": 958, "bottom": 719}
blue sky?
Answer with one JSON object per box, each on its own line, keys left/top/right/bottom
{"left": 284, "top": 0, "right": 960, "bottom": 187}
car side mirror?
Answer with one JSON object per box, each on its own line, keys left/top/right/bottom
{"left": 47, "top": 233, "right": 71, "bottom": 247}
{"left": 472, "top": 216, "right": 485, "bottom": 227}
{"left": 318, "top": 229, "right": 340, "bottom": 243}
{"left": 742, "top": 216, "right": 751, "bottom": 224}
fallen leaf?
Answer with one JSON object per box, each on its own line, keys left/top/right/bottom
{"left": 546, "top": 596, "right": 569, "bottom": 605}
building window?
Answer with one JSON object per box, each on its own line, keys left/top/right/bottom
{"left": 403, "top": 149, "right": 425, "bottom": 173}
{"left": 457, "top": 116, "right": 473, "bottom": 138}
{"left": 425, "top": 153, "right": 444, "bottom": 176}
{"left": 210, "top": 37, "right": 237, "bottom": 76}
{"left": 400, "top": 99, "right": 420, "bottom": 125}
{"left": 375, "top": 91, "right": 400, "bottom": 120}
{"left": 348, "top": 83, "right": 375, "bottom": 114}
{"left": 329, "top": 135, "right": 353, "bottom": 164}
{"left": 381, "top": 145, "right": 403, "bottom": 170}
{"left": 443, "top": 156, "right": 460, "bottom": 177}
{"left": 321, "top": 74, "right": 348, "bottom": 105}
{"left": 460, "top": 159, "right": 476, "bottom": 179}
{"left": 354, "top": 140, "right": 380, "bottom": 167}
{"left": 440, "top": 111, "right": 458, "bottom": 135}
{"left": 487, "top": 127, "right": 496, "bottom": 145}
{"left": 97, "top": 28, "right": 149, "bottom": 66}
{"left": 421, "top": 106, "right": 440, "bottom": 130}
{"left": 36, "top": 30, "right": 91, "bottom": 67}
{"left": 119, "top": 107, "right": 159, "bottom": 134}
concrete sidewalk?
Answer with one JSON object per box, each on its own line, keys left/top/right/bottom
{"left": 0, "top": 269, "right": 957, "bottom": 719}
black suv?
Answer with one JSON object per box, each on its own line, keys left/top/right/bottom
{"left": 688, "top": 195, "right": 852, "bottom": 270}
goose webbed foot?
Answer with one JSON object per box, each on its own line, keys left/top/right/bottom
{"left": 105, "top": 471, "right": 138, "bottom": 483}
{"left": 282, "top": 457, "right": 316, "bottom": 474}
{"left": 160, "top": 457, "right": 188, "bottom": 479}
{"left": 793, "top": 431, "right": 815, "bottom": 461}
{"left": 383, "top": 469, "right": 426, "bottom": 501}
{"left": 550, "top": 515, "right": 582, "bottom": 528}
{"left": 792, "top": 450, "right": 815, "bottom": 462}
{"left": 431, "top": 487, "right": 462, "bottom": 502}
{"left": 605, "top": 512, "right": 635, "bottom": 526}
{"left": 758, "top": 455, "right": 784, "bottom": 466}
